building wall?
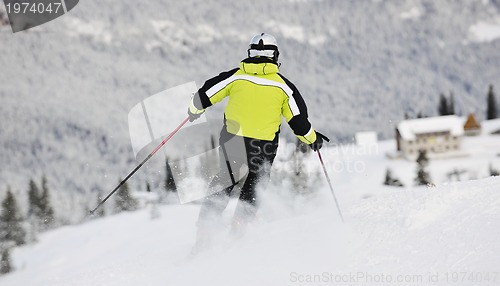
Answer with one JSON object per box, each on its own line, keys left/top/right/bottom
{"left": 400, "top": 131, "right": 461, "bottom": 158}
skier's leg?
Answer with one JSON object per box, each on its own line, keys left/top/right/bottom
{"left": 232, "top": 171, "right": 260, "bottom": 229}
{"left": 232, "top": 138, "right": 277, "bottom": 231}
{"left": 193, "top": 183, "right": 235, "bottom": 253}
{"left": 197, "top": 182, "right": 234, "bottom": 225}
{"left": 197, "top": 131, "right": 243, "bottom": 224}
{"left": 194, "top": 132, "right": 245, "bottom": 251}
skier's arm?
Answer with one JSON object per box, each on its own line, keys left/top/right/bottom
{"left": 189, "top": 68, "right": 240, "bottom": 114}
{"left": 278, "top": 74, "right": 317, "bottom": 144}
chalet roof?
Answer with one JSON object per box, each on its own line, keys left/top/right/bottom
{"left": 463, "top": 113, "right": 481, "bottom": 130}
{"left": 397, "top": 115, "right": 464, "bottom": 140}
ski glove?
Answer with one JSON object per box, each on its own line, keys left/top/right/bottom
{"left": 187, "top": 108, "right": 204, "bottom": 122}
{"left": 310, "top": 131, "right": 330, "bottom": 151}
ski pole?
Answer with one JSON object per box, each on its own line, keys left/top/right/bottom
{"left": 89, "top": 116, "right": 190, "bottom": 216}
{"left": 317, "top": 150, "right": 344, "bottom": 223}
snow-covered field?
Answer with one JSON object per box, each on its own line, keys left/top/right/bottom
{"left": 2, "top": 124, "right": 500, "bottom": 285}
{"left": 2, "top": 177, "right": 500, "bottom": 286}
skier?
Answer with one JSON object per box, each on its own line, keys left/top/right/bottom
{"left": 188, "top": 33, "right": 329, "bottom": 249}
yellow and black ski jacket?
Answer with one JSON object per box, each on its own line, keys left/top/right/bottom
{"left": 190, "top": 57, "right": 317, "bottom": 144}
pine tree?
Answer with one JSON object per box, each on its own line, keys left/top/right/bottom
{"left": 27, "top": 179, "right": 40, "bottom": 218}
{"left": 165, "top": 158, "right": 177, "bottom": 193}
{"left": 0, "top": 188, "right": 26, "bottom": 246}
{"left": 438, "top": 93, "right": 448, "bottom": 116}
{"left": 438, "top": 92, "right": 455, "bottom": 116}
{"left": 38, "top": 176, "right": 55, "bottom": 231}
{"left": 383, "top": 168, "right": 404, "bottom": 187}
{"left": 448, "top": 92, "right": 455, "bottom": 115}
{"left": 487, "top": 84, "right": 498, "bottom": 120}
{"left": 0, "top": 248, "right": 12, "bottom": 275}
{"left": 114, "top": 180, "right": 137, "bottom": 213}
{"left": 93, "top": 193, "right": 105, "bottom": 218}
{"left": 415, "top": 150, "right": 433, "bottom": 186}
{"left": 490, "top": 164, "right": 500, "bottom": 177}
{"left": 26, "top": 183, "right": 39, "bottom": 244}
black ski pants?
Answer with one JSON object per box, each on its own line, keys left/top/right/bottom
{"left": 198, "top": 129, "right": 278, "bottom": 223}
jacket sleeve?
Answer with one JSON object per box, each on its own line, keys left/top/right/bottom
{"left": 190, "top": 68, "right": 239, "bottom": 113}
{"left": 278, "top": 74, "right": 317, "bottom": 144}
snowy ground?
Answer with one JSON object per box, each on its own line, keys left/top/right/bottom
{"left": 2, "top": 124, "right": 500, "bottom": 285}
{"left": 2, "top": 176, "right": 500, "bottom": 286}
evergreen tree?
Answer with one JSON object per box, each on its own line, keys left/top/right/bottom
{"left": 38, "top": 176, "right": 55, "bottom": 231}
{"left": 94, "top": 193, "right": 105, "bottom": 218}
{"left": 383, "top": 168, "right": 404, "bottom": 187}
{"left": 487, "top": 84, "right": 498, "bottom": 120}
{"left": 26, "top": 179, "right": 45, "bottom": 239}
{"left": 438, "top": 93, "right": 448, "bottom": 116}
{"left": 27, "top": 179, "right": 40, "bottom": 218}
{"left": 415, "top": 150, "right": 433, "bottom": 186}
{"left": 417, "top": 112, "right": 426, "bottom": 118}
{"left": 490, "top": 164, "right": 500, "bottom": 177}
{"left": 0, "top": 248, "right": 12, "bottom": 275}
{"left": 165, "top": 158, "right": 177, "bottom": 193}
{"left": 448, "top": 92, "right": 455, "bottom": 115}
{"left": 114, "top": 180, "right": 137, "bottom": 213}
{"left": 0, "top": 188, "right": 26, "bottom": 246}
{"left": 438, "top": 92, "right": 455, "bottom": 116}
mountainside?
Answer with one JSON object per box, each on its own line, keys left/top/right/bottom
{"left": 1, "top": 176, "right": 500, "bottom": 286}
{"left": 1, "top": 0, "right": 500, "bottom": 218}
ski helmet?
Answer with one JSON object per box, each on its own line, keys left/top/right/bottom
{"left": 247, "top": 33, "right": 280, "bottom": 63}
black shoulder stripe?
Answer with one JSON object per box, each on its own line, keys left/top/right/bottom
{"left": 277, "top": 73, "right": 313, "bottom": 136}
{"left": 277, "top": 73, "right": 309, "bottom": 117}
{"left": 194, "top": 68, "right": 240, "bottom": 109}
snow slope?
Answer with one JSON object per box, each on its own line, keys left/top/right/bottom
{"left": 2, "top": 175, "right": 500, "bottom": 286}
{"left": 2, "top": 124, "right": 500, "bottom": 285}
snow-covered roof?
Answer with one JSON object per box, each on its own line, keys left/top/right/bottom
{"left": 397, "top": 115, "right": 464, "bottom": 140}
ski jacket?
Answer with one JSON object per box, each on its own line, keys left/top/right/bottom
{"left": 190, "top": 57, "right": 317, "bottom": 144}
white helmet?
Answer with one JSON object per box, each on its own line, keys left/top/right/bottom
{"left": 247, "top": 33, "right": 280, "bottom": 63}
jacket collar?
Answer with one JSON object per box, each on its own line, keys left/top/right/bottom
{"left": 240, "top": 57, "right": 279, "bottom": 75}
